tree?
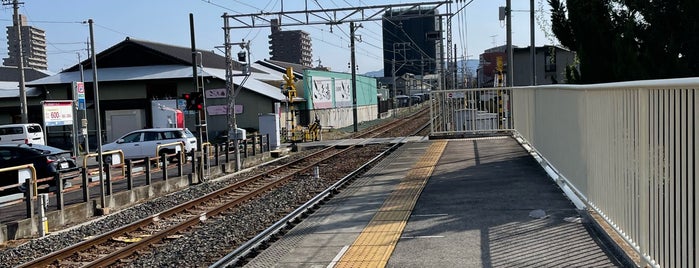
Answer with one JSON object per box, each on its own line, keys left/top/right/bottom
{"left": 549, "top": 0, "right": 699, "bottom": 83}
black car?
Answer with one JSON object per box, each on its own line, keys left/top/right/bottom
{"left": 0, "top": 143, "right": 78, "bottom": 193}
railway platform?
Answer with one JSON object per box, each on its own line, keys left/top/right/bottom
{"left": 243, "top": 136, "right": 628, "bottom": 267}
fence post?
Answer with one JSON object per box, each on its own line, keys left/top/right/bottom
{"left": 225, "top": 141, "right": 230, "bottom": 163}
{"left": 252, "top": 136, "right": 257, "bottom": 156}
{"left": 126, "top": 159, "right": 133, "bottom": 190}
{"left": 243, "top": 140, "right": 248, "bottom": 158}
{"left": 145, "top": 157, "right": 152, "bottom": 185}
{"left": 105, "top": 163, "right": 112, "bottom": 196}
{"left": 55, "top": 173, "right": 64, "bottom": 210}
{"left": 81, "top": 167, "right": 90, "bottom": 203}
{"left": 24, "top": 178, "right": 34, "bottom": 219}
{"left": 265, "top": 134, "right": 270, "bottom": 152}
{"left": 177, "top": 152, "right": 184, "bottom": 177}
{"left": 161, "top": 153, "right": 168, "bottom": 181}
{"left": 190, "top": 151, "right": 197, "bottom": 181}
{"left": 214, "top": 144, "right": 220, "bottom": 167}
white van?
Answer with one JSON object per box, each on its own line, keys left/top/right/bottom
{"left": 0, "top": 123, "right": 45, "bottom": 145}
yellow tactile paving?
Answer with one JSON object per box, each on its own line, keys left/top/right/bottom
{"left": 335, "top": 140, "right": 447, "bottom": 268}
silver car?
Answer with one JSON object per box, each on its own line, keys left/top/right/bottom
{"left": 101, "top": 128, "right": 197, "bottom": 160}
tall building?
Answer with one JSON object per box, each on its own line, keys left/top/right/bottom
{"left": 382, "top": 8, "right": 440, "bottom": 78}
{"left": 268, "top": 19, "right": 312, "bottom": 67}
{"left": 4, "top": 14, "right": 47, "bottom": 70}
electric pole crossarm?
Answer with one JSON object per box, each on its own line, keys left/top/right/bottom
{"left": 229, "top": 15, "right": 270, "bottom": 28}
{"left": 392, "top": 4, "right": 441, "bottom": 17}
{"left": 222, "top": 1, "right": 450, "bottom": 29}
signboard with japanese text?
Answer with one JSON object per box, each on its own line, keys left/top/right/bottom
{"left": 74, "top": 82, "right": 86, "bottom": 110}
{"left": 207, "top": 104, "right": 242, "bottom": 116}
{"left": 42, "top": 100, "right": 74, "bottom": 126}
{"left": 205, "top": 88, "right": 227, "bottom": 99}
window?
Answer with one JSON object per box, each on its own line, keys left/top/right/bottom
{"left": 162, "top": 131, "right": 182, "bottom": 139}
{"left": 27, "top": 125, "right": 42, "bottom": 133}
{"left": 121, "top": 133, "right": 142, "bottom": 143}
{"left": 143, "top": 132, "right": 161, "bottom": 141}
{"left": 0, "top": 127, "right": 23, "bottom": 135}
{"left": 544, "top": 48, "right": 556, "bottom": 72}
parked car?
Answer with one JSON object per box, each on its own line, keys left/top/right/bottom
{"left": 0, "top": 143, "right": 78, "bottom": 193}
{"left": 100, "top": 128, "right": 197, "bottom": 161}
{"left": 0, "top": 123, "right": 45, "bottom": 145}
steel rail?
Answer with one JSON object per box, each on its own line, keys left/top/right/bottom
{"left": 88, "top": 145, "right": 360, "bottom": 267}
{"left": 19, "top": 147, "right": 352, "bottom": 267}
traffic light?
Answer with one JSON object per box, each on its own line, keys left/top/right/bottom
{"left": 194, "top": 92, "right": 204, "bottom": 111}
{"left": 182, "top": 92, "right": 203, "bottom": 111}
{"left": 182, "top": 93, "right": 194, "bottom": 110}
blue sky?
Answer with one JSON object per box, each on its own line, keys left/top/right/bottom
{"left": 0, "top": 0, "right": 556, "bottom": 74}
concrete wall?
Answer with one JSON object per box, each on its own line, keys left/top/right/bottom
{"left": 313, "top": 105, "right": 378, "bottom": 129}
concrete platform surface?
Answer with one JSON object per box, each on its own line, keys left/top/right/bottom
{"left": 243, "top": 136, "right": 624, "bottom": 268}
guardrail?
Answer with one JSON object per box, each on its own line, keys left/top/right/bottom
{"left": 1, "top": 135, "right": 275, "bottom": 235}
{"left": 0, "top": 164, "right": 37, "bottom": 200}
{"left": 511, "top": 77, "right": 699, "bottom": 268}
{"left": 155, "top": 141, "right": 185, "bottom": 163}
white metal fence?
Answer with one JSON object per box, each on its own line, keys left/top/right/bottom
{"left": 510, "top": 78, "right": 699, "bottom": 268}
{"left": 430, "top": 88, "right": 514, "bottom": 135}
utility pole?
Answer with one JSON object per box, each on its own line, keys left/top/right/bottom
{"left": 350, "top": 22, "right": 362, "bottom": 132}
{"left": 506, "top": 0, "right": 513, "bottom": 87}
{"left": 4, "top": 0, "right": 27, "bottom": 123}
{"left": 189, "top": 13, "right": 209, "bottom": 181}
{"left": 223, "top": 13, "right": 251, "bottom": 172}
{"left": 530, "top": 0, "right": 536, "bottom": 85}
{"left": 87, "top": 19, "right": 106, "bottom": 211}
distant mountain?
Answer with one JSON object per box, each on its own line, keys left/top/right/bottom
{"left": 363, "top": 59, "right": 479, "bottom": 78}
{"left": 459, "top": 59, "right": 479, "bottom": 77}
{"left": 363, "top": 70, "right": 384, "bottom": 77}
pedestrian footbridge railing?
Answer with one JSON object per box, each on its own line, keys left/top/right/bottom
{"left": 508, "top": 78, "right": 698, "bottom": 268}
{"left": 430, "top": 79, "right": 697, "bottom": 267}
{"left": 429, "top": 88, "right": 514, "bottom": 135}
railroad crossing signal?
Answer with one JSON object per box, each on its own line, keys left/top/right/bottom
{"left": 283, "top": 67, "right": 297, "bottom": 101}
{"left": 182, "top": 92, "right": 203, "bottom": 111}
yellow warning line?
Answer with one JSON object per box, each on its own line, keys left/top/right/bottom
{"left": 335, "top": 140, "right": 447, "bottom": 268}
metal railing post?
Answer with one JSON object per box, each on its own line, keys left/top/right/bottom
{"left": 214, "top": 143, "right": 220, "bottom": 167}
{"left": 81, "top": 167, "right": 90, "bottom": 203}
{"left": 225, "top": 142, "right": 230, "bottom": 163}
{"left": 55, "top": 173, "right": 64, "bottom": 210}
{"left": 144, "top": 157, "right": 152, "bottom": 185}
{"left": 105, "top": 163, "right": 112, "bottom": 196}
{"left": 253, "top": 136, "right": 258, "bottom": 155}
{"left": 125, "top": 159, "right": 133, "bottom": 190}
{"left": 24, "top": 178, "right": 34, "bottom": 219}
{"left": 177, "top": 151, "right": 184, "bottom": 177}
{"left": 243, "top": 140, "right": 248, "bottom": 158}
{"left": 161, "top": 153, "right": 168, "bottom": 181}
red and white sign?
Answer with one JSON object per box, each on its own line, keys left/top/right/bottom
{"left": 42, "top": 100, "right": 74, "bottom": 126}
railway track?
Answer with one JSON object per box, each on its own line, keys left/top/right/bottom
{"left": 13, "top": 105, "right": 431, "bottom": 267}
